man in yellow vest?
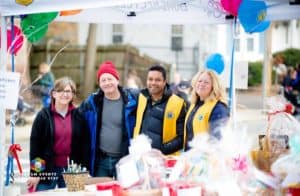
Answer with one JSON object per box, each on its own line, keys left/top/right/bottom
{"left": 133, "top": 64, "right": 186, "bottom": 155}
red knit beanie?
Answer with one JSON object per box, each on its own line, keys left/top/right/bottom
{"left": 97, "top": 61, "right": 120, "bottom": 81}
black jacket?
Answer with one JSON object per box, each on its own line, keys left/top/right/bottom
{"left": 139, "top": 85, "right": 186, "bottom": 154}
{"left": 29, "top": 106, "right": 90, "bottom": 183}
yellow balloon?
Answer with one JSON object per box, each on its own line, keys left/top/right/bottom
{"left": 15, "top": 0, "right": 33, "bottom": 6}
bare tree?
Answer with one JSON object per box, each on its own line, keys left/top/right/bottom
{"left": 83, "top": 23, "right": 98, "bottom": 97}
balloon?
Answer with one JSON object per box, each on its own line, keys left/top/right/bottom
{"left": 7, "top": 25, "right": 24, "bottom": 55}
{"left": 21, "top": 12, "right": 58, "bottom": 43}
{"left": 238, "top": 0, "right": 270, "bottom": 33}
{"left": 205, "top": 53, "right": 225, "bottom": 74}
{"left": 21, "top": 19, "right": 48, "bottom": 43}
{"left": 0, "top": 25, "right": 24, "bottom": 55}
{"left": 221, "top": 0, "right": 242, "bottom": 16}
{"left": 15, "top": 0, "right": 33, "bottom": 6}
{"left": 60, "top": 10, "right": 82, "bottom": 16}
{"left": 24, "top": 12, "right": 58, "bottom": 25}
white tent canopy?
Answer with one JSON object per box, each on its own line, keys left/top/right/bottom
{"left": 0, "top": 0, "right": 300, "bottom": 24}
{"left": 0, "top": 0, "right": 153, "bottom": 16}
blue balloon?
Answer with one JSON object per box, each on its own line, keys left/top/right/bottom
{"left": 238, "top": 0, "right": 270, "bottom": 33}
{"left": 205, "top": 53, "right": 225, "bottom": 74}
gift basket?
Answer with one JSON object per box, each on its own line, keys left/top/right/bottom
{"left": 165, "top": 134, "right": 228, "bottom": 195}
{"left": 62, "top": 160, "right": 89, "bottom": 192}
{"left": 251, "top": 96, "right": 297, "bottom": 173}
{"left": 218, "top": 122, "right": 279, "bottom": 195}
{"left": 116, "top": 135, "right": 165, "bottom": 195}
{"left": 271, "top": 133, "right": 300, "bottom": 195}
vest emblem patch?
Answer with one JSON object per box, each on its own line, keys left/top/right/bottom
{"left": 167, "top": 111, "right": 174, "bottom": 119}
{"left": 198, "top": 114, "right": 204, "bottom": 121}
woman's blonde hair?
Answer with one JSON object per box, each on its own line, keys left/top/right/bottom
{"left": 190, "top": 69, "right": 227, "bottom": 104}
{"left": 51, "top": 77, "right": 76, "bottom": 104}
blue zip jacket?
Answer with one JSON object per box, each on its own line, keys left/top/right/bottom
{"left": 78, "top": 86, "right": 137, "bottom": 176}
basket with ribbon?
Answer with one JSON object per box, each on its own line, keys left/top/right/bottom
{"left": 251, "top": 96, "right": 297, "bottom": 173}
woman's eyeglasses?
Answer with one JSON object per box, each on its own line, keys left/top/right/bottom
{"left": 55, "top": 90, "right": 74, "bottom": 95}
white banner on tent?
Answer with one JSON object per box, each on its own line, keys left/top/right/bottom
{"left": 220, "top": 61, "right": 248, "bottom": 89}
{"left": 0, "top": 72, "right": 20, "bottom": 110}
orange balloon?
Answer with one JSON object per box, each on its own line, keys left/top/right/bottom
{"left": 60, "top": 10, "right": 82, "bottom": 16}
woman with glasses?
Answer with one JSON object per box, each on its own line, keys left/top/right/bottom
{"left": 27, "top": 77, "right": 90, "bottom": 192}
{"left": 184, "top": 69, "right": 229, "bottom": 151}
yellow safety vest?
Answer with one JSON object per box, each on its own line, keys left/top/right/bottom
{"left": 183, "top": 99, "right": 218, "bottom": 146}
{"left": 133, "top": 94, "right": 184, "bottom": 154}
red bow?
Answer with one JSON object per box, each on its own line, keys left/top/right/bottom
{"left": 267, "top": 103, "right": 294, "bottom": 121}
{"left": 8, "top": 144, "right": 22, "bottom": 175}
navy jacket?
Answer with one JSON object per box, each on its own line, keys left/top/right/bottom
{"left": 79, "top": 87, "right": 137, "bottom": 176}
{"left": 138, "top": 86, "right": 186, "bottom": 154}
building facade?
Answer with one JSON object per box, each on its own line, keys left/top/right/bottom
{"left": 76, "top": 20, "right": 300, "bottom": 81}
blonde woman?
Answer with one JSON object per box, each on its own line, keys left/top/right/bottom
{"left": 184, "top": 69, "right": 229, "bottom": 150}
{"left": 27, "top": 77, "right": 90, "bottom": 192}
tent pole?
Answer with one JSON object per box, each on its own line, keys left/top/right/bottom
{"left": 0, "top": 15, "right": 8, "bottom": 196}
{"left": 262, "top": 22, "right": 273, "bottom": 111}
{"left": 228, "top": 18, "right": 237, "bottom": 128}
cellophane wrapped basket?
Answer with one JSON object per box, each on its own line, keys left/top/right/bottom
{"left": 251, "top": 96, "right": 299, "bottom": 173}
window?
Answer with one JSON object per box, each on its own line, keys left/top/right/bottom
{"left": 247, "top": 38, "right": 254, "bottom": 51}
{"left": 171, "top": 25, "right": 183, "bottom": 51}
{"left": 112, "top": 24, "right": 123, "bottom": 44}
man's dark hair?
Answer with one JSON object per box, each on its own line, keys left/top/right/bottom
{"left": 148, "top": 64, "right": 167, "bottom": 80}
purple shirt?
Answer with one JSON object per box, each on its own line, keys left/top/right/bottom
{"left": 52, "top": 104, "right": 74, "bottom": 167}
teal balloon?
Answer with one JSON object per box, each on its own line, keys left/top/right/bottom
{"left": 238, "top": 0, "right": 270, "bottom": 33}
{"left": 205, "top": 53, "right": 225, "bottom": 74}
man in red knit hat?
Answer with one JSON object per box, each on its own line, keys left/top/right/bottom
{"left": 79, "top": 61, "right": 138, "bottom": 178}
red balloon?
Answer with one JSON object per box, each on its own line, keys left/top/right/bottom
{"left": 0, "top": 25, "right": 24, "bottom": 55}
{"left": 221, "top": 0, "right": 242, "bottom": 16}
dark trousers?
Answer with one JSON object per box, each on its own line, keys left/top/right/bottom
{"left": 94, "top": 150, "right": 121, "bottom": 178}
